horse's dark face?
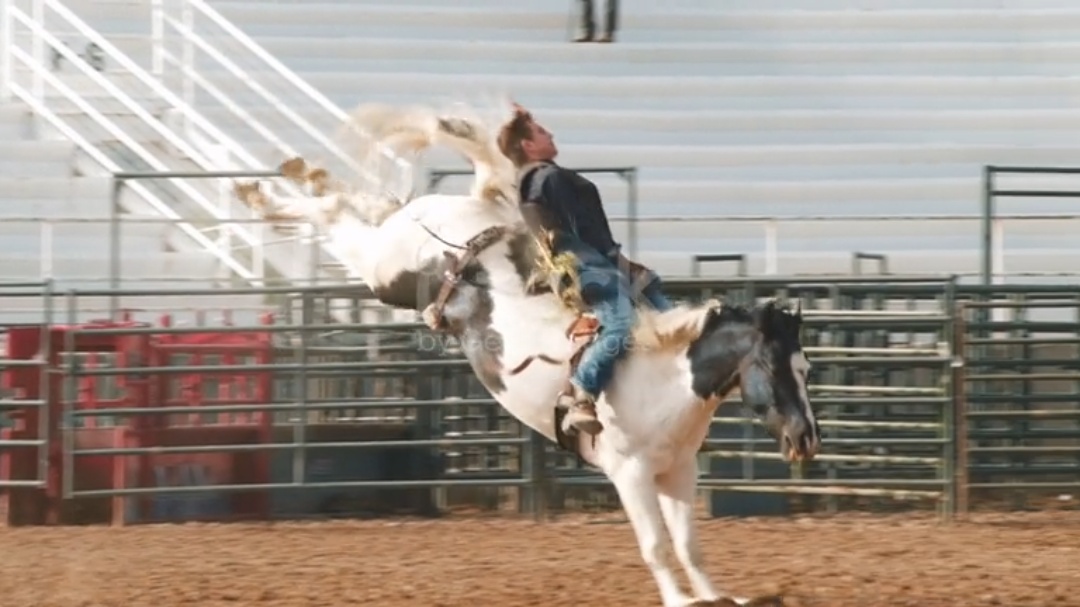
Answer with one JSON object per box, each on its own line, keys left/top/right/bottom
{"left": 739, "top": 302, "right": 821, "bottom": 462}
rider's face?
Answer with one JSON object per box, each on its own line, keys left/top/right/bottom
{"left": 522, "top": 120, "right": 558, "bottom": 162}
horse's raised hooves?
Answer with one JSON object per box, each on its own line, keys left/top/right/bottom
{"left": 233, "top": 181, "right": 266, "bottom": 210}
{"left": 280, "top": 157, "right": 308, "bottom": 182}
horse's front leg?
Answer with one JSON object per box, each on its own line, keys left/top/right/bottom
{"left": 657, "top": 455, "right": 744, "bottom": 605}
{"left": 609, "top": 459, "right": 693, "bottom": 607}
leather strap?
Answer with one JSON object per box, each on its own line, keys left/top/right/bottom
{"left": 427, "top": 225, "right": 507, "bottom": 329}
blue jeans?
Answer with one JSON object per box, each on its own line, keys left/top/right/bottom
{"left": 556, "top": 236, "right": 637, "bottom": 397}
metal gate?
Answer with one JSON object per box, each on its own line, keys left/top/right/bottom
{"left": 551, "top": 276, "right": 962, "bottom": 519}
{"left": 956, "top": 284, "right": 1080, "bottom": 513}
{"left": 0, "top": 281, "right": 55, "bottom": 494}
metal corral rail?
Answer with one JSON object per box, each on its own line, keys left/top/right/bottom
{"left": 1, "top": 277, "right": 962, "bottom": 522}
{"left": 11, "top": 285, "right": 535, "bottom": 523}
{"left": 955, "top": 283, "right": 1080, "bottom": 514}
{"left": 11, "top": 276, "right": 1080, "bottom": 523}
{"left": 0, "top": 281, "right": 56, "bottom": 491}
{"left": 554, "top": 275, "right": 962, "bottom": 519}
{"left": 703, "top": 308, "right": 956, "bottom": 516}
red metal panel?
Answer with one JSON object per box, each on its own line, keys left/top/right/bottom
{"left": 1, "top": 320, "right": 148, "bottom": 525}
{"left": 126, "top": 313, "right": 275, "bottom": 523}
{"left": 3, "top": 314, "right": 275, "bottom": 525}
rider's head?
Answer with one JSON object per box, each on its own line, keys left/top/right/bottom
{"left": 498, "top": 104, "right": 558, "bottom": 167}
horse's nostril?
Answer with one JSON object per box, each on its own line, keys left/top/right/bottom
{"left": 781, "top": 433, "right": 797, "bottom": 461}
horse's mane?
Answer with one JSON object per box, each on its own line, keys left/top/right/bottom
{"left": 631, "top": 299, "right": 723, "bottom": 352}
{"left": 634, "top": 299, "right": 803, "bottom": 354}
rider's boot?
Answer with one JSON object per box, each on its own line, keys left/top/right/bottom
{"left": 558, "top": 382, "right": 604, "bottom": 436}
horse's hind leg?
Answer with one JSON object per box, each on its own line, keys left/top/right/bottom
{"left": 609, "top": 459, "right": 692, "bottom": 607}
{"left": 656, "top": 456, "right": 730, "bottom": 604}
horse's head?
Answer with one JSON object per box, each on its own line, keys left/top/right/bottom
{"left": 688, "top": 300, "right": 820, "bottom": 463}
{"left": 740, "top": 300, "right": 820, "bottom": 462}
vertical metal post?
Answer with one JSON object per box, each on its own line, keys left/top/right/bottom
{"left": 940, "top": 277, "right": 958, "bottom": 523}
{"left": 824, "top": 283, "right": 842, "bottom": 514}
{"left": 109, "top": 179, "right": 123, "bottom": 318}
{"left": 180, "top": 0, "right": 194, "bottom": 134}
{"left": 150, "top": 0, "right": 164, "bottom": 77}
{"left": 1074, "top": 295, "right": 1080, "bottom": 485}
{"left": 763, "top": 220, "right": 778, "bottom": 275}
{"left": 253, "top": 220, "right": 266, "bottom": 284}
{"left": 624, "top": 168, "right": 638, "bottom": 261}
{"left": 980, "top": 165, "right": 994, "bottom": 287}
{"left": 36, "top": 278, "right": 54, "bottom": 486}
{"left": 60, "top": 290, "right": 77, "bottom": 500}
{"left": 0, "top": 0, "right": 13, "bottom": 101}
{"left": 308, "top": 225, "right": 320, "bottom": 285}
{"left": 211, "top": 153, "right": 233, "bottom": 286}
{"left": 292, "top": 292, "right": 311, "bottom": 486}
{"left": 523, "top": 428, "right": 548, "bottom": 521}
{"left": 39, "top": 220, "right": 53, "bottom": 279}
{"left": 951, "top": 300, "right": 969, "bottom": 519}
{"left": 31, "top": 0, "right": 44, "bottom": 100}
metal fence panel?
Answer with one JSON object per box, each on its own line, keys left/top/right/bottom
{"left": 6, "top": 277, "right": 1080, "bottom": 524}
{"left": 957, "top": 290, "right": 1080, "bottom": 513}
{"left": 0, "top": 280, "right": 55, "bottom": 499}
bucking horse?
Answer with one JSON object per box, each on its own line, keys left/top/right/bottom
{"left": 233, "top": 101, "right": 820, "bottom": 607}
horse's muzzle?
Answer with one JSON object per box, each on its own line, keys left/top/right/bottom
{"left": 781, "top": 428, "right": 820, "bottom": 463}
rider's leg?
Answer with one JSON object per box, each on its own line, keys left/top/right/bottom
{"left": 561, "top": 260, "right": 636, "bottom": 435}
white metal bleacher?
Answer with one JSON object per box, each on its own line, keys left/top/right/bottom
{"left": 5, "top": 0, "right": 1080, "bottom": 290}
{"left": 0, "top": 100, "right": 252, "bottom": 320}
{"left": 0, "top": 0, "right": 376, "bottom": 324}
{"left": 208, "top": 0, "right": 1080, "bottom": 280}
{"left": 0, "top": 70, "right": 196, "bottom": 297}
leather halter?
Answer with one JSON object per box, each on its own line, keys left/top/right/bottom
{"left": 427, "top": 225, "right": 508, "bottom": 328}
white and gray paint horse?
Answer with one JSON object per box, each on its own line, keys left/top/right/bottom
{"left": 234, "top": 102, "right": 820, "bottom": 607}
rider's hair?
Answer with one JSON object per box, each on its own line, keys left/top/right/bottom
{"left": 497, "top": 107, "right": 534, "bottom": 168}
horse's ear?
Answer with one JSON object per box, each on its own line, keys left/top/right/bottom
{"left": 754, "top": 300, "right": 778, "bottom": 339}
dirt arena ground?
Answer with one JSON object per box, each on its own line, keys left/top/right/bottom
{"left": 1, "top": 510, "right": 1077, "bottom": 607}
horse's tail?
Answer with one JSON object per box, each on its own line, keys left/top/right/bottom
{"left": 344, "top": 102, "right": 518, "bottom": 204}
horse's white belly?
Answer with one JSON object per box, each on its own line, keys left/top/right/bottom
{"left": 487, "top": 358, "right": 571, "bottom": 441}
